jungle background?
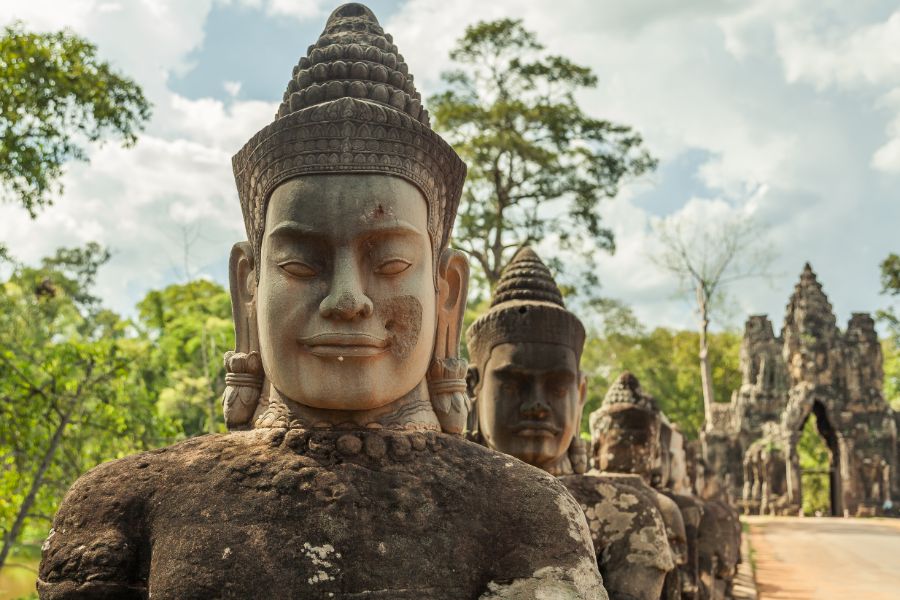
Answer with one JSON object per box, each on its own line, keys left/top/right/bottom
{"left": 2, "top": 6, "right": 900, "bottom": 599}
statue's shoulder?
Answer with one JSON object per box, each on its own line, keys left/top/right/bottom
{"left": 429, "top": 436, "right": 607, "bottom": 598}
{"left": 38, "top": 433, "right": 253, "bottom": 599}
{"left": 437, "top": 434, "right": 580, "bottom": 506}
{"left": 559, "top": 474, "right": 675, "bottom": 579}
{"left": 559, "top": 473, "right": 672, "bottom": 548}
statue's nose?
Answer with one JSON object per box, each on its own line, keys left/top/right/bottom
{"left": 319, "top": 258, "right": 373, "bottom": 320}
{"left": 520, "top": 389, "right": 550, "bottom": 420}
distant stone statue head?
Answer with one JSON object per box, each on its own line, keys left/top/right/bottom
{"left": 223, "top": 3, "right": 470, "bottom": 433}
{"left": 589, "top": 372, "right": 662, "bottom": 482}
{"left": 466, "top": 247, "right": 588, "bottom": 475}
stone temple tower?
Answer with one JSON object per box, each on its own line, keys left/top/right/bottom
{"left": 782, "top": 263, "right": 844, "bottom": 388}
{"left": 703, "top": 263, "right": 898, "bottom": 517}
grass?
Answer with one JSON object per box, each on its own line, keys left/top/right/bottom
{"left": 741, "top": 518, "right": 757, "bottom": 574}
{"left": 0, "top": 556, "right": 39, "bottom": 600}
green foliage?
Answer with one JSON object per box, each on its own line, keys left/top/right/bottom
{"left": 878, "top": 254, "right": 900, "bottom": 410}
{"left": 798, "top": 416, "right": 831, "bottom": 516}
{"left": 136, "top": 280, "right": 233, "bottom": 437}
{"left": 430, "top": 19, "right": 656, "bottom": 291}
{"left": 0, "top": 245, "right": 173, "bottom": 566}
{"left": 882, "top": 338, "right": 900, "bottom": 411}
{"left": 579, "top": 301, "right": 741, "bottom": 438}
{"left": 880, "top": 253, "right": 900, "bottom": 297}
{"left": 0, "top": 23, "right": 151, "bottom": 216}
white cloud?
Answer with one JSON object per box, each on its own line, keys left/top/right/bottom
{"left": 264, "top": 0, "right": 330, "bottom": 21}
{"left": 389, "top": 0, "right": 899, "bottom": 331}
{"left": 220, "top": 0, "right": 330, "bottom": 22}
{"left": 0, "top": 0, "right": 275, "bottom": 314}
{"left": 223, "top": 80, "right": 242, "bottom": 97}
{"left": 1, "top": 0, "right": 897, "bottom": 334}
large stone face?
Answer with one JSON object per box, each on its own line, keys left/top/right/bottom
{"left": 704, "top": 263, "right": 898, "bottom": 517}
{"left": 39, "top": 429, "right": 602, "bottom": 599}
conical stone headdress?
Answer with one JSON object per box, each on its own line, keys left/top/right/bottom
{"left": 466, "top": 247, "right": 586, "bottom": 369}
{"left": 232, "top": 3, "right": 466, "bottom": 266}
{"left": 600, "top": 372, "right": 660, "bottom": 414}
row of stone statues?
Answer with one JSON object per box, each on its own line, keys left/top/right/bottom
{"left": 36, "top": 4, "right": 738, "bottom": 598}
{"left": 467, "top": 246, "right": 742, "bottom": 600}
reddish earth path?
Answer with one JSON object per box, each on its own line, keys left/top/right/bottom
{"left": 746, "top": 516, "right": 900, "bottom": 600}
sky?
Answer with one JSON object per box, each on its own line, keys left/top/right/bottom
{"left": 1, "top": 0, "right": 898, "bottom": 334}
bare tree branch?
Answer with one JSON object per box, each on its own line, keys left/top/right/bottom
{"left": 652, "top": 212, "right": 775, "bottom": 431}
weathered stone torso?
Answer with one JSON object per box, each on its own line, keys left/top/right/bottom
{"left": 39, "top": 428, "right": 602, "bottom": 599}
{"left": 561, "top": 473, "right": 673, "bottom": 600}
{"left": 660, "top": 490, "right": 703, "bottom": 599}
{"left": 696, "top": 498, "right": 741, "bottom": 600}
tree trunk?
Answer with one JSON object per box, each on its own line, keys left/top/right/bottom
{"left": 697, "top": 285, "right": 715, "bottom": 431}
{"left": 0, "top": 406, "right": 73, "bottom": 571}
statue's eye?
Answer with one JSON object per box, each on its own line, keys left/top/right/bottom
{"left": 500, "top": 380, "right": 520, "bottom": 395}
{"left": 375, "top": 259, "right": 412, "bottom": 276}
{"left": 550, "top": 384, "right": 568, "bottom": 398}
{"left": 279, "top": 261, "right": 317, "bottom": 278}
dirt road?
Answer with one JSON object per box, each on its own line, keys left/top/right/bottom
{"left": 747, "top": 516, "right": 900, "bottom": 600}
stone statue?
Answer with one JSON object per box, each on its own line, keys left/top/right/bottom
{"left": 657, "top": 419, "right": 703, "bottom": 600}
{"left": 467, "top": 247, "right": 674, "bottom": 600}
{"left": 590, "top": 372, "right": 688, "bottom": 600}
{"left": 37, "top": 5, "right": 605, "bottom": 598}
{"left": 686, "top": 444, "right": 741, "bottom": 600}
{"left": 741, "top": 423, "right": 789, "bottom": 516}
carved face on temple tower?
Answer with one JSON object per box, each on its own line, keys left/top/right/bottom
{"left": 467, "top": 248, "right": 588, "bottom": 474}
{"left": 224, "top": 2, "right": 471, "bottom": 432}
{"left": 589, "top": 372, "right": 662, "bottom": 482}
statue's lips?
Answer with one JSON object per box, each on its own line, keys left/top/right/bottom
{"left": 512, "top": 421, "right": 561, "bottom": 438}
{"left": 299, "top": 333, "right": 389, "bottom": 357}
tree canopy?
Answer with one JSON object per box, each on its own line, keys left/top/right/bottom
{"left": 0, "top": 23, "right": 151, "bottom": 216}
{"left": 579, "top": 301, "right": 742, "bottom": 439}
{"left": 879, "top": 253, "right": 900, "bottom": 410}
{"left": 0, "top": 244, "right": 174, "bottom": 570}
{"left": 136, "top": 280, "right": 234, "bottom": 437}
{"left": 430, "top": 19, "right": 656, "bottom": 293}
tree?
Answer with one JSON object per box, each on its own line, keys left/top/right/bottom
{"left": 880, "top": 253, "right": 900, "bottom": 298}
{"left": 653, "top": 214, "right": 773, "bottom": 430}
{"left": 0, "top": 245, "right": 173, "bottom": 571}
{"left": 430, "top": 19, "right": 656, "bottom": 291}
{"left": 136, "top": 280, "right": 233, "bottom": 437}
{"left": 0, "top": 23, "right": 151, "bottom": 216}
{"left": 580, "top": 300, "right": 742, "bottom": 439}
{"left": 878, "top": 253, "right": 900, "bottom": 410}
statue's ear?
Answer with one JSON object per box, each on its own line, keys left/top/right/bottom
{"left": 577, "top": 372, "right": 588, "bottom": 408}
{"left": 466, "top": 365, "right": 480, "bottom": 397}
{"left": 222, "top": 242, "right": 262, "bottom": 430}
{"left": 229, "top": 242, "right": 258, "bottom": 353}
{"left": 569, "top": 372, "right": 591, "bottom": 474}
{"left": 434, "top": 248, "right": 469, "bottom": 358}
{"left": 574, "top": 372, "right": 588, "bottom": 434}
{"left": 427, "top": 248, "right": 470, "bottom": 434}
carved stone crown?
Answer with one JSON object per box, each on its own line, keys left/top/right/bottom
{"left": 600, "top": 372, "right": 660, "bottom": 414}
{"left": 232, "top": 3, "right": 466, "bottom": 268}
{"left": 466, "top": 247, "right": 586, "bottom": 369}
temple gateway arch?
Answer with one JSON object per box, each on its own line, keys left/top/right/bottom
{"left": 704, "top": 264, "right": 897, "bottom": 517}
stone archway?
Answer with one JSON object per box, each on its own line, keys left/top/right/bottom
{"left": 705, "top": 265, "right": 898, "bottom": 517}
{"left": 796, "top": 401, "right": 841, "bottom": 516}
{"left": 781, "top": 387, "right": 847, "bottom": 517}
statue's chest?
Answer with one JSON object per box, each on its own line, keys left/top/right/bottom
{"left": 145, "top": 446, "right": 479, "bottom": 599}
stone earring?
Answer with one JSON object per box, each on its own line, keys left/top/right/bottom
{"left": 222, "top": 350, "right": 263, "bottom": 430}
{"left": 224, "top": 242, "right": 263, "bottom": 431}
{"left": 427, "top": 357, "right": 470, "bottom": 434}
{"left": 568, "top": 436, "right": 589, "bottom": 474}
